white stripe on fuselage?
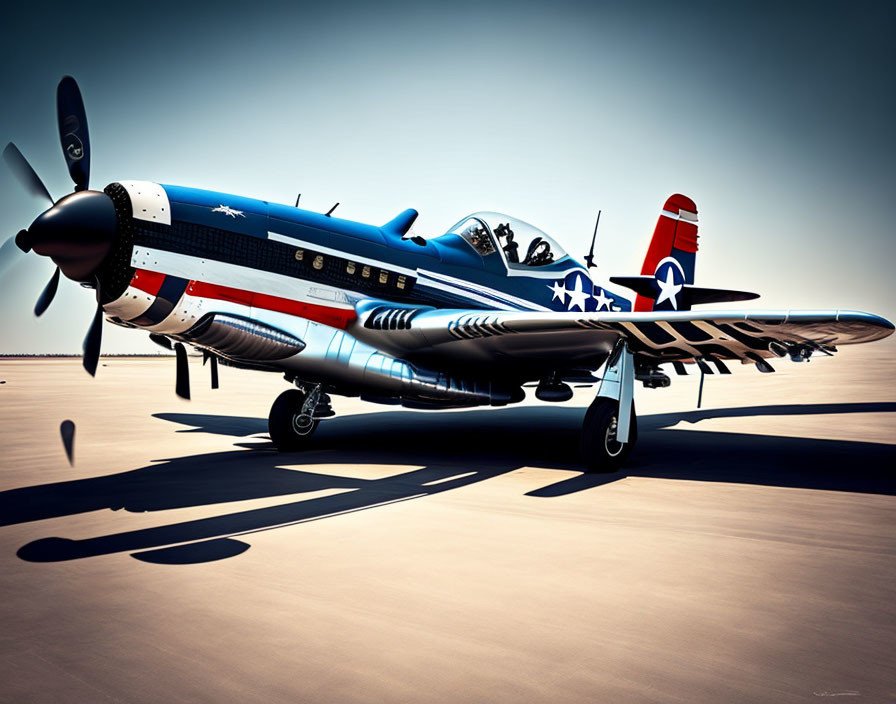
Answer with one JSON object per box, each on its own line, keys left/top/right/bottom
{"left": 270, "top": 229, "right": 582, "bottom": 309}
{"left": 131, "top": 246, "right": 356, "bottom": 309}
{"left": 137, "top": 243, "right": 561, "bottom": 315}
{"left": 416, "top": 269, "right": 551, "bottom": 311}
{"left": 415, "top": 277, "right": 516, "bottom": 310}
{"left": 504, "top": 265, "right": 590, "bottom": 280}
{"left": 103, "top": 284, "right": 156, "bottom": 320}
{"left": 270, "top": 230, "right": 550, "bottom": 309}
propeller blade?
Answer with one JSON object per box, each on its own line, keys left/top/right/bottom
{"left": 210, "top": 355, "right": 219, "bottom": 389}
{"left": 0, "top": 235, "right": 24, "bottom": 278}
{"left": 56, "top": 76, "right": 90, "bottom": 191}
{"left": 60, "top": 420, "right": 75, "bottom": 466}
{"left": 82, "top": 299, "right": 103, "bottom": 376}
{"left": 174, "top": 342, "right": 191, "bottom": 400}
{"left": 3, "top": 142, "right": 54, "bottom": 204}
{"left": 34, "top": 267, "right": 60, "bottom": 316}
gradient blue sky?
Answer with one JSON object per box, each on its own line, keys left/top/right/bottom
{"left": 1, "top": 0, "right": 893, "bottom": 353}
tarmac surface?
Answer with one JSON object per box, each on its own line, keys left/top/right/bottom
{"left": 1, "top": 344, "right": 894, "bottom": 703}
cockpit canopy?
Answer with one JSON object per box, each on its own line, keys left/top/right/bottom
{"left": 446, "top": 212, "right": 568, "bottom": 268}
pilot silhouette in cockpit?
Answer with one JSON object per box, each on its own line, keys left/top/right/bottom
{"left": 495, "top": 223, "right": 519, "bottom": 263}
{"left": 467, "top": 225, "right": 487, "bottom": 253}
{"left": 523, "top": 238, "right": 553, "bottom": 266}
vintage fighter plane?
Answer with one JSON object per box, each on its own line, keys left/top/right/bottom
{"left": 2, "top": 77, "right": 893, "bottom": 471}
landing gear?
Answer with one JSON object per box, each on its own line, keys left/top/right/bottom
{"left": 581, "top": 398, "right": 638, "bottom": 472}
{"left": 581, "top": 339, "right": 638, "bottom": 473}
{"left": 268, "top": 386, "right": 321, "bottom": 451}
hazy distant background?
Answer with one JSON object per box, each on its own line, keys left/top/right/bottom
{"left": 1, "top": 0, "right": 893, "bottom": 353}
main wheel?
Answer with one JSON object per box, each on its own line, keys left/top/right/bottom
{"left": 268, "top": 389, "right": 320, "bottom": 451}
{"left": 580, "top": 398, "right": 637, "bottom": 473}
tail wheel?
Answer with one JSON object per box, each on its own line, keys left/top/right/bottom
{"left": 580, "top": 398, "right": 637, "bottom": 473}
{"left": 268, "top": 388, "right": 320, "bottom": 451}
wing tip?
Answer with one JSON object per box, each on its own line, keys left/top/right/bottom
{"left": 837, "top": 310, "right": 895, "bottom": 336}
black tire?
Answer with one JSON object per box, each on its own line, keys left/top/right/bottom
{"left": 580, "top": 398, "right": 637, "bottom": 473}
{"left": 268, "top": 389, "right": 320, "bottom": 451}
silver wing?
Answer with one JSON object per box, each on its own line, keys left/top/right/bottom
{"left": 350, "top": 305, "right": 893, "bottom": 372}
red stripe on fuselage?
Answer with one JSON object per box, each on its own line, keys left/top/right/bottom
{"left": 187, "top": 280, "right": 357, "bottom": 329}
{"left": 130, "top": 269, "right": 166, "bottom": 295}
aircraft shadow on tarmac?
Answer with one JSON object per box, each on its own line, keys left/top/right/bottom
{"left": 5, "top": 402, "right": 895, "bottom": 565}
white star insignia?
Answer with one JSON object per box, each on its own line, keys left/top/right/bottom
{"left": 655, "top": 267, "right": 683, "bottom": 310}
{"left": 548, "top": 280, "right": 568, "bottom": 304}
{"left": 592, "top": 288, "right": 612, "bottom": 311}
{"left": 566, "top": 275, "right": 590, "bottom": 312}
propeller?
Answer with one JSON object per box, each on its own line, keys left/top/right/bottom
{"left": 174, "top": 343, "right": 191, "bottom": 400}
{"left": 5, "top": 76, "right": 116, "bottom": 375}
{"left": 33, "top": 267, "right": 60, "bottom": 317}
{"left": 60, "top": 420, "right": 76, "bottom": 466}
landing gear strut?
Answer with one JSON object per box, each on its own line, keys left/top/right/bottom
{"left": 268, "top": 385, "right": 322, "bottom": 451}
{"left": 581, "top": 341, "right": 638, "bottom": 472}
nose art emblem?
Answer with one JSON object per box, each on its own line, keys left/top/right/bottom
{"left": 212, "top": 204, "right": 245, "bottom": 218}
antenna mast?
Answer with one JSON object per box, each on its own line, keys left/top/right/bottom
{"left": 584, "top": 210, "right": 601, "bottom": 269}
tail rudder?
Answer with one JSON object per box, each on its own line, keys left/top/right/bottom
{"left": 610, "top": 194, "right": 759, "bottom": 310}
{"left": 634, "top": 194, "right": 699, "bottom": 311}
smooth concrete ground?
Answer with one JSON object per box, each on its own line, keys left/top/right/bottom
{"left": 0, "top": 343, "right": 894, "bottom": 703}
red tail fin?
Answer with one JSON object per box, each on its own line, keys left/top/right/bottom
{"left": 634, "top": 194, "right": 699, "bottom": 312}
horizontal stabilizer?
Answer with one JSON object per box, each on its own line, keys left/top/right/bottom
{"left": 683, "top": 286, "right": 759, "bottom": 305}
{"left": 609, "top": 275, "right": 659, "bottom": 298}
{"left": 610, "top": 276, "right": 759, "bottom": 308}
{"left": 383, "top": 208, "right": 418, "bottom": 236}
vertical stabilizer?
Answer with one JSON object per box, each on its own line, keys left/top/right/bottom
{"left": 634, "top": 194, "right": 699, "bottom": 311}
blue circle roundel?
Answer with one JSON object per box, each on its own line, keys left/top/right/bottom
{"left": 653, "top": 257, "right": 685, "bottom": 310}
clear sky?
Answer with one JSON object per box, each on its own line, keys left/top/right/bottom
{"left": 1, "top": 0, "right": 893, "bottom": 353}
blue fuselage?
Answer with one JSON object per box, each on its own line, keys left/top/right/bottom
{"left": 153, "top": 185, "right": 632, "bottom": 315}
